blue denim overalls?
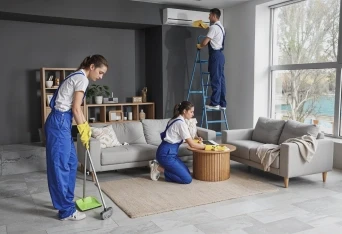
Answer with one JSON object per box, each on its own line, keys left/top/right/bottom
{"left": 156, "top": 118, "right": 192, "bottom": 184}
{"left": 45, "top": 70, "right": 85, "bottom": 219}
{"left": 208, "top": 23, "right": 226, "bottom": 108}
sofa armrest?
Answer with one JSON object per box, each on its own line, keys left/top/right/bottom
{"left": 221, "top": 128, "right": 254, "bottom": 143}
{"left": 77, "top": 134, "right": 102, "bottom": 172}
{"left": 279, "top": 139, "right": 333, "bottom": 178}
{"left": 197, "top": 127, "right": 216, "bottom": 141}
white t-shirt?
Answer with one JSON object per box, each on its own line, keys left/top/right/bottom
{"left": 54, "top": 69, "right": 89, "bottom": 112}
{"left": 164, "top": 116, "right": 191, "bottom": 144}
{"left": 207, "top": 21, "right": 225, "bottom": 50}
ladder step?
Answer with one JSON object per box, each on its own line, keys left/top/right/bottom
{"left": 216, "top": 132, "right": 222, "bottom": 136}
{"left": 207, "top": 120, "right": 227, "bottom": 124}
{"left": 205, "top": 108, "right": 223, "bottom": 111}
{"left": 196, "top": 60, "right": 208, "bottom": 64}
{"left": 201, "top": 72, "right": 210, "bottom": 75}
{"left": 189, "top": 91, "right": 203, "bottom": 94}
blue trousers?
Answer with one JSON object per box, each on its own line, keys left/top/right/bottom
{"left": 156, "top": 141, "right": 192, "bottom": 184}
{"left": 208, "top": 50, "right": 226, "bottom": 107}
{"left": 45, "top": 109, "right": 77, "bottom": 219}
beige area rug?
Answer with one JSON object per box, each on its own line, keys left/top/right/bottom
{"left": 100, "top": 173, "right": 278, "bottom": 218}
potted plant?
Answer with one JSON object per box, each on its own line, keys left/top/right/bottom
{"left": 86, "top": 84, "right": 110, "bottom": 104}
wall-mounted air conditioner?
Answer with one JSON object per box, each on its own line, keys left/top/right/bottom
{"left": 163, "top": 8, "right": 210, "bottom": 27}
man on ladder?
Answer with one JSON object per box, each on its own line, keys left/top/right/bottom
{"left": 196, "top": 8, "right": 226, "bottom": 110}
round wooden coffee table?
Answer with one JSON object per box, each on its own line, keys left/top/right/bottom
{"left": 187, "top": 144, "right": 236, "bottom": 182}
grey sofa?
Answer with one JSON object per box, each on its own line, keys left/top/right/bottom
{"left": 77, "top": 119, "right": 216, "bottom": 179}
{"left": 222, "top": 117, "right": 333, "bottom": 188}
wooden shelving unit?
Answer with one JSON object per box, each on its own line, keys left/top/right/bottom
{"left": 40, "top": 67, "right": 155, "bottom": 128}
{"left": 40, "top": 67, "right": 86, "bottom": 129}
{"left": 85, "top": 102, "right": 155, "bottom": 123}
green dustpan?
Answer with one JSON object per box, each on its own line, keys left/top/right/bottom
{"left": 76, "top": 150, "right": 102, "bottom": 211}
{"left": 76, "top": 196, "right": 102, "bottom": 211}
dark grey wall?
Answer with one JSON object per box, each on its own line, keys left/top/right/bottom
{"left": 145, "top": 26, "right": 163, "bottom": 118}
{"left": 162, "top": 25, "right": 215, "bottom": 125}
{"left": 145, "top": 25, "right": 216, "bottom": 127}
{"left": 0, "top": 0, "right": 210, "bottom": 144}
{"left": 0, "top": 20, "right": 142, "bottom": 144}
{"left": 0, "top": 0, "right": 163, "bottom": 26}
{"left": 0, "top": 0, "right": 208, "bottom": 28}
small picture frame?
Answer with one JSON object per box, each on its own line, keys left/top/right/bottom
{"left": 46, "top": 94, "right": 54, "bottom": 106}
{"left": 132, "top": 96, "right": 142, "bottom": 103}
{"left": 109, "top": 111, "right": 123, "bottom": 122}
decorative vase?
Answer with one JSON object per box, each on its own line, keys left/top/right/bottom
{"left": 95, "top": 96, "right": 103, "bottom": 104}
{"left": 45, "top": 81, "right": 53, "bottom": 88}
{"left": 139, "top": 109, "right": 146, "bottom": 120}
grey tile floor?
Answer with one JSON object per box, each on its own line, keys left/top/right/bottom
{"left": 0, "top": 162, "right": 342, "bottom": 234}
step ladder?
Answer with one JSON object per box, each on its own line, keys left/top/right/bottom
{"left": 186, "top": 35, "right": 229, "bottom": 135}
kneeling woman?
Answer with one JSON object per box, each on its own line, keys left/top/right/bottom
{"left": 150, "top": 101, "right": 206, "bottom": 184}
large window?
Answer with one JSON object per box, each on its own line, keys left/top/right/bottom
{"left": 270, "top": 0, "right": 341, "bottom": 136}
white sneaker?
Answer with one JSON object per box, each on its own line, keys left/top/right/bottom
{"left": 220, "top": 106, "right": 226, "bottom": 110}
{"left": 60, "top": 210, "right": 86, "bottom": 221}
{"left": 206, "top": 105, "right": 220, "bottom": 110}
{"left": 149, "top": 160, "right": 160, "bottom": 181}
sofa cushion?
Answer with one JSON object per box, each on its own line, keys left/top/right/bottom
{"left": 178, "top": 143, "right": 192, "bottom": 157}
{"left": 226, "top": 140, "right": 264, "bottom": 160}
{"left": 109, "top": 122, "right": 147, "bottom": 144}
{"left": 252, "top": 117, "right": 285, "bottom": 144}
{"left": 141, "top": 119, "right": 170, "bottom": 146}
{"left": 249, "top": 148, "right": 280, "bottom": 169}
{"left": 278, "top": 120, "right": 320, "bottom": 144}
{"left": 101, "top": 144, "right": 158, "bottom": 165}
{"left": 91, "top": 125, "right": 121, "bottom": 148}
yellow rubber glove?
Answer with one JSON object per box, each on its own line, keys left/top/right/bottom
{"left": 197, "top": 43, "right": 203, "bottom": 50}
{"left": 192, "top": 20, "right": 209, "bottom": 29}
{"left": 77, "top": 121, "right": 91, "bottom": 149}
{"left": 199, "top": 22, "right": 209, "bottom": 29}
{"left": 192, "top": 20, "right": 202, "bottom": 27}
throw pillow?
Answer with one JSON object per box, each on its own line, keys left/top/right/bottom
{"left": 252, "top": 117, "right": 286, "bottom": 144}
{"left": 91, "top": 125, "right": 121, "bottom": 149}
{"left": 278, "top": 120, "right": 320, "bottom": 144}
{"left": 185, "top": 118, "right": 198, "bottom": 139}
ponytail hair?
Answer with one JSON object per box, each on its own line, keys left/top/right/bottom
{"left": 172, "top": 101, "right": 194, "bottom": 119}
{"left": 77, "top": 54, "right": 108, "bottom": 70}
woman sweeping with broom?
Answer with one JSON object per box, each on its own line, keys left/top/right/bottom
{"left": 45, "top": 55, "right": 108, "bottom": 221}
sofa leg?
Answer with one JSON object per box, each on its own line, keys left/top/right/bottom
{"left": 322, "top": 172, "right": 327, "bottom": 182}
{"left": 284, "top": 177, "right": 289, "bottom": 188}
{"left": 79, "top": 163, "right": 84, "bottom": 173}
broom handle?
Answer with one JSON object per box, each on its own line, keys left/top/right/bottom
{"left": 87, "top": 149, "right": 108, "bottom": 209}
{"left": 83, "top": 150, "right": 87, "bottom": 199}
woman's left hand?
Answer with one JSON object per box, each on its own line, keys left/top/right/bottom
{"left": 196, "top": 137, "right": 203, "bottom": 143}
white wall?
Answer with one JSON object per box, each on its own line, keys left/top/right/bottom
{"left": 223, "top": 0, "right": 342, "bottom": 169}
{"left": 223, "top": 0, "right": 281, "bottom": 129}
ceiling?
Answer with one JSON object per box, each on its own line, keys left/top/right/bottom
{"left": 130, "top": 0, "right": 253, "bottom": 9}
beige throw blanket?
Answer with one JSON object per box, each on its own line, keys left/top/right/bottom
{"left": 256, "top": 135, "right": 318, "bottom": 171}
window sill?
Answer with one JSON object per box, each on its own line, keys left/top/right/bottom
{"left": 325, "top": 136, "right": 342, "bottom": 144}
